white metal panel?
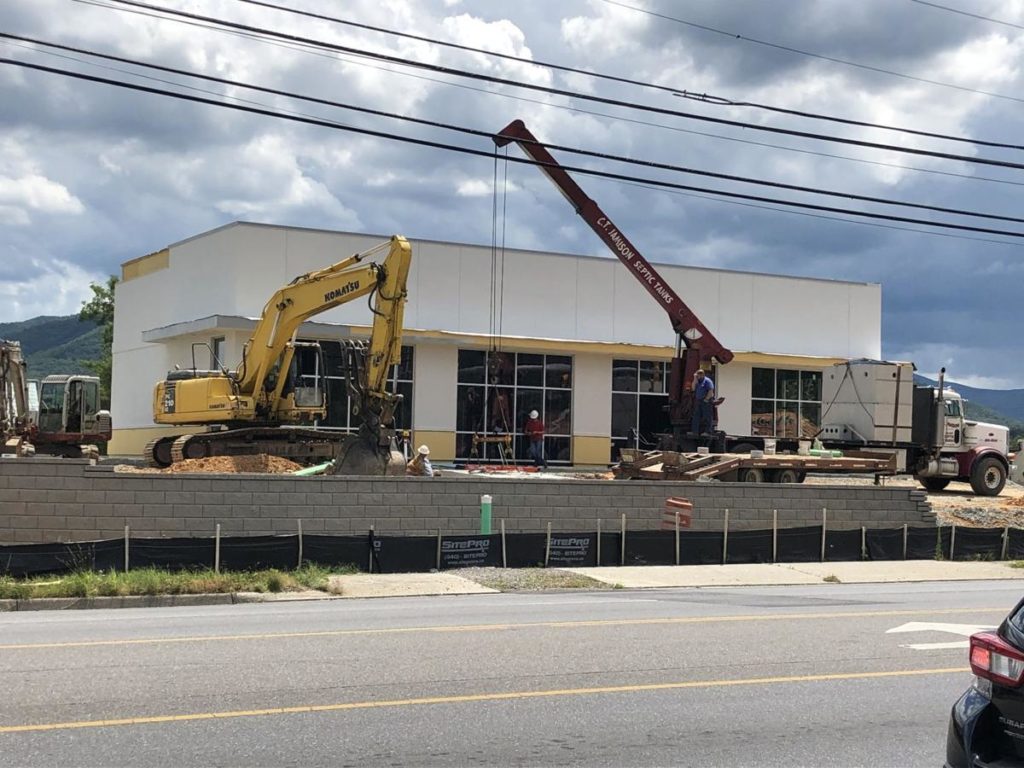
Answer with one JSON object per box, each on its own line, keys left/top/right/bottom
{"left": 412, "top": 344, "right": 457, "bottom": 431}
{"left": 573, "top": 353, "right": 612, "bottom": 436}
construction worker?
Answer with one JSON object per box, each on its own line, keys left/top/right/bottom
{"left": 524, "top": 409, "right": 547, "bottom": 468}
{"left": 691, "top": 369, "right": 715, "bottom": 435}
{"left": 406, "top": 444, "right": 435, "bottom": 477}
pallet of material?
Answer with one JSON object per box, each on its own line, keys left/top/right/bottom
{"left": 615, "top": 449, "right": 897, "bottom": 481}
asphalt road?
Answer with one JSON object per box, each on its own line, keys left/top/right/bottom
{"left": 0, "top": 580, "right": 1019, "bottom": 767}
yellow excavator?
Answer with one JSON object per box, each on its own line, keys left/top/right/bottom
{"left": 146, "top": 235, "right": 412, "bottom": 475}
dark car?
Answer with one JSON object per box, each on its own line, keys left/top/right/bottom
{"left": 946, "top": 597, "right": 1024, "bottom": 767}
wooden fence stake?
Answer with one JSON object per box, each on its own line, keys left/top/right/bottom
{"left": 861, "top": 526, "right": 867, "bottom": 561}
{"left": 674, "top": 504, "right": 680, "bottom": 566}
{"left": 435, "top": 530, "right": 442, "bottom": 571}
{"left": 772, "top": 510, "right": 778, "bottom": 564}
{"left": 214, "top": 523, "right": 221, "bottom": 574}
{"left": 596, "top": 518, "right": 602, "bottom": 567}
{"left": 297, "top": 519, "right": 303, "bottom": 569}
{"left": 1002, "top": 526, "right": 1010, "bottom": 561}
{"left": 950, "top": 524, "right": 957, "bottom": 561}
{"left": 820, "top": 507, "right": 827, "bottom": 563}
{"left": 902, "top": 523, "right": 908, "bottom": 560}
{"left": 544, "top": 522, "right": 552, "bottom": 568}
{"left": 501, "top": 519, "right": 507, "bottom": 568}
{"left": 620, "top": 513, "right": 626, "bottom": 566}
{"left": 124, "top": 525, "right": 130, "bottom": 573}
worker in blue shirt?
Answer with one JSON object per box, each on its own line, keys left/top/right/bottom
{"left": 691, "top": 369, "right": 715, "bottom": 435}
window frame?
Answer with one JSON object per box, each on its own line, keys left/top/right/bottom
{"left": 750, "top": 367, "right": 823, "bottom": 438}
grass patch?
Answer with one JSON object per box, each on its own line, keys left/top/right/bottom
{"left": 822, "top": 574, "right": 841, "bottom": 583}
{"left": 1010, "top": 561, "right": 1024, "bottom": 569}
{"left": 0, "top": 565, "right": 358, "bottom": 600}
{"left": 456, "top": 567, "right": 612, "bottom": 592}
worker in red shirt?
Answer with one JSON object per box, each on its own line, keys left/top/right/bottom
{"left": 524, "top": 409, "right": 547, "bottom": 468}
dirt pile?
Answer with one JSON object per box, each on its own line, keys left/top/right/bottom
{"left": 118, "top": 454, "right": 304, "bottom": 474}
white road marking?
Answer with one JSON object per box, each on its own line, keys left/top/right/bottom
{"left": 886, "top": 621, "right": 994, "bottom": 651}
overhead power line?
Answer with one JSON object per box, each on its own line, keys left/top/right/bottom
{"left": 88, "top": 0, "right": 1024, "bottom": 171}
{"left": 909, "top": 0, "right": 1024, "bottom": 30}
{"left": 598, "top": 0, "right": 1024, "bottom": 106}
{"left": 230, "top": 0, "right": 1023, "bottom": 151}
{"left": 7, "top": 33, "right": 1023, "bottom": 226}
{"left": 4, "top": 57, "right": 1024, "bottom": 243}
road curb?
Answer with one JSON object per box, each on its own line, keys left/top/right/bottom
{"left": 0, "top": 593, "right": 246, "bottom": 612}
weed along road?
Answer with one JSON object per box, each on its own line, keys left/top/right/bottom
{"left": 0, "top": 582, "right": 1018, "bottom": 767}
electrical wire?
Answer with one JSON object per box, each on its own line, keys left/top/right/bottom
{"left": 6, "top": 57, "right": 1024, "bottom": 243}
{"left": 86, "top": 0, "right": 1024, "bottom": 170}
{"left": 229, "top": 0, "right": 1023, "bottom": 151}
{"left": 8, "top": 34, "right": 1021, "bottom": 225}
{"left": 908, "top": 0, "right": 1024, "bottom": 31}
{"left": 598, "top": 0, "right": 1024, "bottom": 106}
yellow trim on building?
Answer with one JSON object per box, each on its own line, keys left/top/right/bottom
{"left": 411, "top": 430, "right": 456, "bottom": 462}
{"left": 108, "top": 426, "right": 181, "bottom": 456}
{"left": 572, "top": 435, "right": 610, "bottom": 467}
{"left": 121, "top": 249, "right": 170, "bottom": 282}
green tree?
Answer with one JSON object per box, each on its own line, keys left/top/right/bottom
{"left": 79, "top": 275, "right": 118, "bottom": 407}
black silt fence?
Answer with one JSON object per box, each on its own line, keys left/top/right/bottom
{"left": 504, "top": 533, "right": 547, "bottom": 569}
{"left": 130, "top": 537, "right": 214, "bottom": 571}
{"left": 0, "top": 539, "right": 123, "bottom": 578}
{"left": 1009, "top": 528, "right": 1024, "bottom": 559}
{"left": 218, "top": 535, "right": 298, "bottom": 571}
{"left": 372, "top": 535, "right": 436, "bottom": 573}
{"left": 678, "top": 531, "right": 724, "bottom": 565}
{"left": 951, "top": 527, "right": 1006, "bottom": 561}
{"left": 725, "top": 529, "right": 773, "bottom": 564}
{"left": 824, "top": 529, "right": 863, "bottom": 562}
{"left": 623, "top": 531, "right": 676, "bottom": 566}
{"left": 906, "top": 527, "right": 949, "bottom": 560}
{"left": 866, "top": 528, "right": 904, "bottom": 561}
{"left": 775, "top": 526, "right": 821, "bottom": 563}
{"left": 438, "top": 534, "right": 503, "bottom": 570}
{"left": 303, "top": 535, "right": 369, "bottom": 571}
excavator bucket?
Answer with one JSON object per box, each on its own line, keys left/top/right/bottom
{"left": 330, "top": 433, "right": 405, "bottom": 476}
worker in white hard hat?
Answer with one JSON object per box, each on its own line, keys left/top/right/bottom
{"left": 524, "top": 409, "right": 547, "bottom": 468}
{"left": 406, "top": 444, "right": 435, "bottom": 476}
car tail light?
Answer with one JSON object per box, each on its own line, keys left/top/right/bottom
{"left": 970, "top": 632, "right": 1024, "bottom": 687}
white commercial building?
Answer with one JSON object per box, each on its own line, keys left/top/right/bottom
{"left": 110, "top": 222, "right": 881, "bottom": 464}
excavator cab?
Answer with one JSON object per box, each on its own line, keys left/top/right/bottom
{"left": 36, "top": 375, "right": 109, "bottom": 441}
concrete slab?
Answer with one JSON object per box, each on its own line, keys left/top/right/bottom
{"left": 779, "top": 561, "right": 1024, "bottom": 583}
{"left": 564, "top": 565, "right": 823, "bottom": 588}
{"left": 329, "top": 573, "right": 499, "bottom": 598}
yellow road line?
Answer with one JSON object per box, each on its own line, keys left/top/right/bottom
{"left": 0, "top": 607, "right": 1006, "bottom": 651}
{"left": 0, "top": 667, "right": 965, "bottom": 734}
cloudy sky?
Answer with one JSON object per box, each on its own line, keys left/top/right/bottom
{"left": 2, "top": 0, "right": 1024, "bottom": 386}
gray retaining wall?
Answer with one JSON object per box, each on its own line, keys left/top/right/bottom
{"left": 0, "top": 458, "right": 934, "bottom": 543}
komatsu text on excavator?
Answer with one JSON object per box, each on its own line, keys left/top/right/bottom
{"left": 147, "top": 235, "right": 412, "bottom": 475}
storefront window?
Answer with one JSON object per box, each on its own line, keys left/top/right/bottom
{"left": 611, "top": 358, "right": 670, "bottom": 461}
{"left": 750, "top": 367, "right": 822, "bottom": 438}
{"left": 456, "top": 349, "right": 573, "bottom": 464}
{"left": 297, "top": 341, "right": 414, "bottom": 431}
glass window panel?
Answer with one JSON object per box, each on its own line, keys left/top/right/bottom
{"left": 516, "top": 353, "right": 543, "bottom": 387}
{"left": 295, "top": 346, "right": 320, "bottom": 377}
{"left": 546, "top": 355, "right": 572, "bottom": 389}
{"left": 639, "top": 361, "right": 665, "bottom": 393}
{"left": 545, "top": 436, "right": 571, "bottom": 464}
{"left": 488, "top": 351, "right": 515, "bottom": 386}
{"left": 515, "top": 388, "right": 544, "bottom": 432}
{"left": 638, "top": 395, "right": 669, "bottom": 443}
{"left": 800, "top": 403, "right": 821, "bottom": 437}
{"left": 488, "top": 386, "right": 514, "bottom": 433}
{"left": 612, "top": 360, "right": 638, "bottom": 392}
{"left": 777, "top": 370, "right": 799, "bottom": 401}
{"left": 777, "top": 401, "right": 799, "bottom": 438}
{"left": 611, "top": 437, "right": 631, "bottom": 463}
{"left": 545, "top": 389, "right": 572, "bottom": 435}
{"left": 801, "top": 371, "right": 822, "bottom": 402}
{"left": 324, "top": 379, "right": 350, "bottom": 429}
{"left": 455, "top": 432, "right": 476, "bottom": 461}
{"left": 751, "top": 400, "right": 774, "bottom": 436}
{"left": 751, "top": 368, "right": 775, "bottom": 399}
{"left": 456, "top": 385, "right": 486, "bottom": 432}
{"left": 395, "top": 345, "right": 414, "bottom": 382}
{"left": 611, "top": 393, "right": 638, "bottom": 439}
{"left": 458, "top": 349, "right": 486, "bottom": 384}
{"left": 83, "top": 381, "right": 99, "bottom": 415}
{"left": 394, "top": 381, "right": 413, "bottom": 430}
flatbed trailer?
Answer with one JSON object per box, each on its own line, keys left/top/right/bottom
{"left": 615, "top": 448, "right": 897, "bottom": 482}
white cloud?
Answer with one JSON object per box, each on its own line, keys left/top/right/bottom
{"left": 0, "top": 174, "right": 84, "bottom": 223}
{"left": 0, "top": 259, "right": 103, "bottom": 319}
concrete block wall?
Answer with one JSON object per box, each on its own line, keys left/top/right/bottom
{"left": 0, "top": 459, "right": 934, "bottom": 544}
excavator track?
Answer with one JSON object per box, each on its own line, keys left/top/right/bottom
{"left": 143, "top": 436, "right": 177, "bottom": 468}
{"left": 160, "top": 427, "right": 378, "bottom": 465}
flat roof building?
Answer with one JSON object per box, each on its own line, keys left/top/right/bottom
{"left": 110, "top": 222, "right": 881, "bottom": 464}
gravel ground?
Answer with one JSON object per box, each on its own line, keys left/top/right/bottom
{"left": 453, "top": 567, "right": 614, "bottom": 591}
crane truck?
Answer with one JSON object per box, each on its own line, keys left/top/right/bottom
{"left": 1, "top": 339, "right": 112, "bottom": 458}
{"left": 147, "top": 235, "right": 412, "bottom": 475}
{"left": 493, "top": 120, "right": 1011, "bottom": 495}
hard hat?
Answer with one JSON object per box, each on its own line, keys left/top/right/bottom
{"left": 529, "top": 410, "right": 539, "bottom": 419}
{"left": 418, "top": 445, "right": 430, "bottom": 455}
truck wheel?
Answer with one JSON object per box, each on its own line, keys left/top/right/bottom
{"left": 738, "top": 467, "right": 765, "bottom": 483}
{"left": 970, "top": 457, "right": 1007, "bottom": 496}
{"left": 918, "top": 477, "right": 951, "bottom": 492}
{"left": 731, "top": 443, "right": 757, "bottom": 455}
{"left": 772, "top": 468, "right": 801, "bottom": 484}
